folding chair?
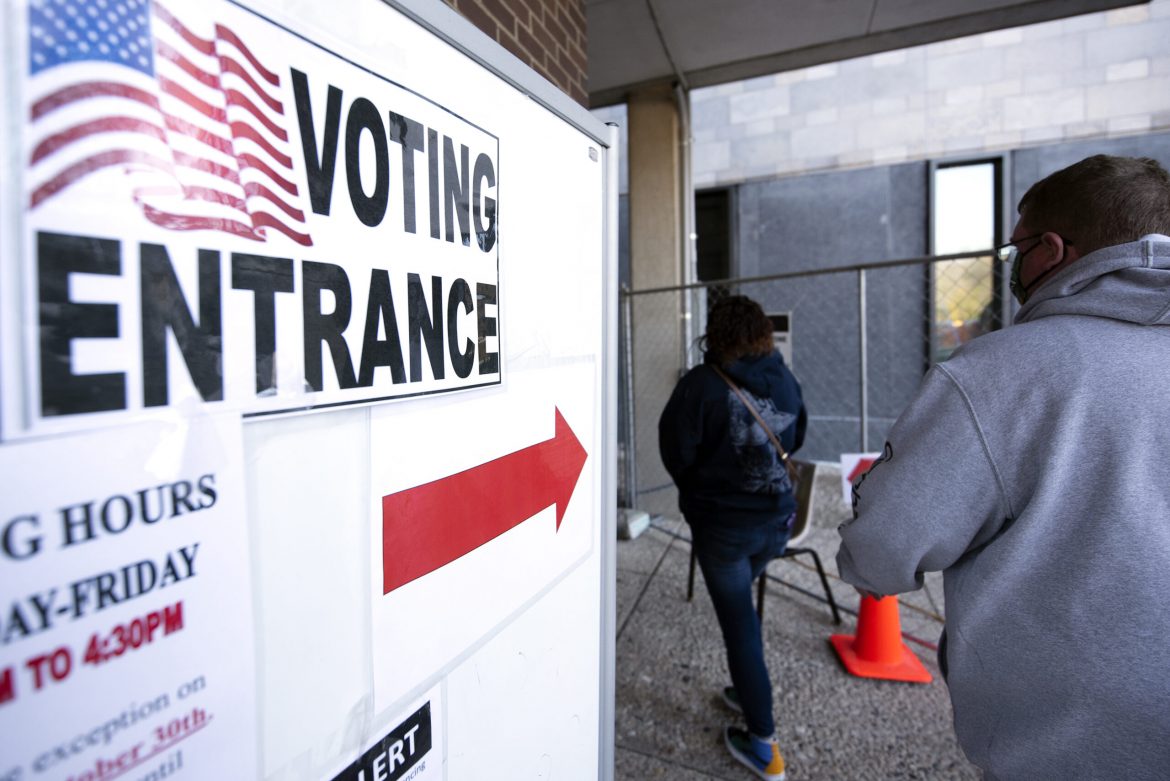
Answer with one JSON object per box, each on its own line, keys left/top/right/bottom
{"left": 686, "top": 460, "right": 841, "bottom": 624}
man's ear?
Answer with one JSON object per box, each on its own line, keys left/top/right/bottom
{"left": 1037, "top": 232, "right": 1072, "bottom": 272}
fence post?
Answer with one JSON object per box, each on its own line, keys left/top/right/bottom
{"left": 621, "top": 288, "right": 638, "bottom": 507}
{"left": 859, "top": 268, "right": 869, "bottom": 452}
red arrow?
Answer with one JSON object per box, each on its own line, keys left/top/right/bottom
{"left": 381, "top": 407, "right": 588, "bottom": 595}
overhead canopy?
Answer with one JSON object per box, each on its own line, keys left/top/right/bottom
{"left": 587, "top": 0, "right": 1145, "bottom": 107}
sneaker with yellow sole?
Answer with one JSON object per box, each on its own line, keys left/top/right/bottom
{"left": 724, "top": 726, "right": 786, "bottom": 780}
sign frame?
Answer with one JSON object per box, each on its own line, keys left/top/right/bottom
{"left": 0, "top": 0, "right": 618, "bottom": 776}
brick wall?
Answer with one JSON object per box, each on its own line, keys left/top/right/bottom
{"left": 442, "top": 0, "right": 587, "bottom": 105}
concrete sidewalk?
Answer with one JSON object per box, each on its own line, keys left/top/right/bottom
{"left": 614, "top": 465, "right": 979, "bottom": 780}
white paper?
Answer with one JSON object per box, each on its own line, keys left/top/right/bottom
{"left": 0, "top": 415, "right": 257, "bottom": 779}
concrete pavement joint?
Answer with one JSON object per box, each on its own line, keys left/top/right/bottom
{"left": 616, "top": 742, "right": 741, "bottom": 780}
{"left": 618, "top": 520, "right": 682, "bottom": 641}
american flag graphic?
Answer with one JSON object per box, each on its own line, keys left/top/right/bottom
{"left": 28, "top": 0, "right": 313, "bottom": 246}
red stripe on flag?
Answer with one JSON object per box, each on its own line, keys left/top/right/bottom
{"left": 153, "top": 0, "right": 216, "bottom": 56}
{"left": 140, "top": 201, "right": 259, "bottom": 238}
{"left": 182, "top": 185, "right": 249, "bottom": 212}
{"left": 215, "top": 24, "right": 280, "bottom": 86}
{"left": 251, "top": 211, "right": 313, "bottom": 246}
{"left": 172, "top": 150, "right": 244, "bottom": 184}
{"left": 244, "top": 182, "right": 306, "bottom": 221}
{"left": 32, "top": 82, "right": 160, "bottom": 120}
{"left": 219, "top": 56, "right": 282, "bottom": 113}
{"left": 229, "top": 121, "right": 292, "bottom": 168}
{"left": 238, "top": 153, "right": 297, "bottom": 195}
{"left": 31, "top": 149, "right": 174, "bottom": 207}
{"left": 164, "top": 114, "right": 234, "bottom": 156}
{"left": 156, "top": 39, "right": 221, "bottom": 91}
{"left": 224, "top": 89, "right": 287, "bottom": 142}
{"left": 158, "top": 75, "right": 228, "bottom": 123}
{"left": 31, "top": 116, "right": 167, "bottom": 164}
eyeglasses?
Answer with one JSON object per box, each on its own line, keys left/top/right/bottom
{"left": 993, "top": 234, "right": 1043, "bottom": 263}
{"left": 993, "top": 233, "right": 1073, "bottom": 263}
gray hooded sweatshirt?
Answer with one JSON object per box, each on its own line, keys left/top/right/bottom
{"left": 837, "top": 236, "right": 1170, "bottom": 781}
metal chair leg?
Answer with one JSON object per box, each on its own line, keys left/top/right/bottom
{"left": 688, "top": 540, "right": 839, "bottom": 626}
{"left": 784, "top": 546, "right": 842, "bottom": 625}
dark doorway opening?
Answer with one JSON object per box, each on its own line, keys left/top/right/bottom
{"left": 696, "top": 189, "right": 731, "bottom": 282}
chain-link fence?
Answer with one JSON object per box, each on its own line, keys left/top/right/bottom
{"left": 619, "top": 249, "right": 1008, "bottom": 517}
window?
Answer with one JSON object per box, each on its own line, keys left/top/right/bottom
{"left": 695, "top": 188, "right": 733, "bottom": 332}
{"left": 930, "top": 159, "right": 1005, "bottom": 362}
{"left": 695, "top": 188, "right": 732, "bottom": 283}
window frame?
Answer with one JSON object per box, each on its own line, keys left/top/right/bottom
{"left": 925, "top": 154, "right": 1011, "bottom": 366}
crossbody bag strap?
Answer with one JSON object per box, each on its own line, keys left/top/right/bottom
{"left": 711, "top": 364, "right": 792, "bottom": 465}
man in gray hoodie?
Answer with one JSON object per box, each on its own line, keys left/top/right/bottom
{"left": 837, "top": 154, "right": 1170, "bottom": 781}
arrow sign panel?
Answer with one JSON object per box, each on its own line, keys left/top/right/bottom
{"left": 381, "top": 407, "right": 588, "bottom": 595}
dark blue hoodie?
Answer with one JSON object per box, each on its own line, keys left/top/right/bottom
{"left": 658, "top": 350, "right": 807, "bottom": 527}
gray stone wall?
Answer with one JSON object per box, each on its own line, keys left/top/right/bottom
{"left": 691, "top": 1, "right": 1170, "bottom": 187}
{"left": 1012, "top": 131, "right": 1170, "bottom": 205}
{"left": 736, "top": 130, "right": 1170, "bottom": 462}
{"left": 594, "top": 0, "right": 1170, "bottom": 481}
{"left": 733, "top": 163, "right": 929, "bottom": 460}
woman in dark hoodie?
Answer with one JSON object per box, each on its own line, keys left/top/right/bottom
{"left": 659, "top": 295, "right": 806, "bottom": 781}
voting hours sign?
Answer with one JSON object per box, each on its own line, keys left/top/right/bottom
{"left": 2, "top": 0, "right": 615, "bottom": 779}
{"left": 0, "top": 417, "right": 258, "bottom": 780}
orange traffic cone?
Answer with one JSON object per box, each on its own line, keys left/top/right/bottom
{"left": 829, "top": 595, "right": 932, "bottom": 683}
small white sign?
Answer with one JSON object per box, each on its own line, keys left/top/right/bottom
{"left": 769, "top": 312, "right": 793, "bottom": 368}
{"left": 0, "top": 414, "right": 257, "bottom": 780}
{"left": 327, "top": 685, "right": 443, "bottom": 781}
{"left": 840, "top": 452, "right": 883, "bottom": 507}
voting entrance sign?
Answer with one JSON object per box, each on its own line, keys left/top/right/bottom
{"left": 0, "top": 0, "right": 616, "bottom": 778}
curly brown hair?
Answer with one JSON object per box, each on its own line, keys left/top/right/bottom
{"left": 703, "top": 295, "right": 774, "bottom": 366}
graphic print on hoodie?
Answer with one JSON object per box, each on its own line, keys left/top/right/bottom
{"left": 726, "top": 389, "right": 796, "bottom": 495}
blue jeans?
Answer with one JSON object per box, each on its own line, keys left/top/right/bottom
{"left": 692, "top": 515, "right": 793, "bottom": 737}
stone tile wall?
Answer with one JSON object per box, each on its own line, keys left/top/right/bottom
{"left": 691, "top": 1, "right": 1170, "bottom": 187}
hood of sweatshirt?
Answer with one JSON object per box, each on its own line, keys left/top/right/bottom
{"left": 1016, "top": 234, "right": 1170, "bottom": 327}
{"left": 712, "top": 350, "right": 791, "bottom": 398}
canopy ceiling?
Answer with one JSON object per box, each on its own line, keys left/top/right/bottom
{"left": 587, "top": 0, "right": 1144, "bottom": 107}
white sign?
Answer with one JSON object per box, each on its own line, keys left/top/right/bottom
{"left": 768, "top": 312, "right": 792, "bottom": 368}
{"left": 5, "top": 0, "right": 500, "bottom": 441}
{"left": 327, "top": 685, "right": 443, "bottom": 781}
{"left": 0, "top": 415, "right": 256, "bottom": 780}
{"left": 370, "top": 365, "right": 595, "bottom": 709}
{"left": 3, "top": 0, "right": 613, "bottom": 778}
{"left": 840, "top": 451, "right": 883, "bottom": 507}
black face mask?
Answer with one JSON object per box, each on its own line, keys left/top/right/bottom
{"left": 1009, "top": 239, "right": 1062, "bottom": 305}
